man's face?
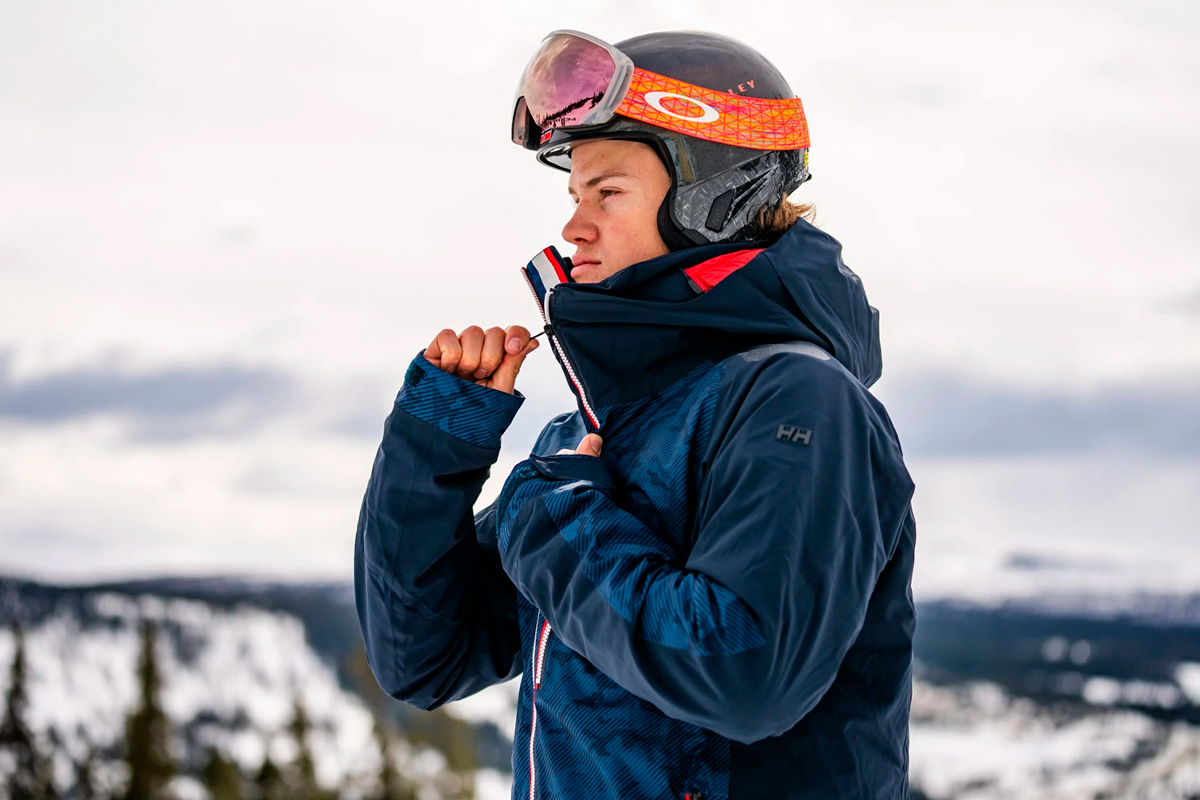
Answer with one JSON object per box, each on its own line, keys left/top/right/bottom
{"left": 563, "top": 139, "right": 672, "bottom": 284}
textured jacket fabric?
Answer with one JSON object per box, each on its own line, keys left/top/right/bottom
{"left": 355, "top": 219, "right": 917, "bottom": 799}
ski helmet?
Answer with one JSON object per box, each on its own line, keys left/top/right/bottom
{"left": 511, "top": 30, "right": 811, "bottom": 250}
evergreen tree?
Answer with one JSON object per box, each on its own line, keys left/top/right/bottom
{"left": 0, "top": 618, "right": 59, "bottom": 800}
{"left": 372, "top": 718, "right": 415, "bottom": 800}
{"left": 121, "top": 621, "right": 173, "bottom": 800}
{"left": 253, "top": 754, "right": 286, "bottom": 800}
{"left": 73, "top": 741, "right": 101, "bottom": 800}
{"left": 200, "top": 746, "right": 243, "bottom": 800}
{"left": 286, "top": 694, "right": 320, "bottom": 799}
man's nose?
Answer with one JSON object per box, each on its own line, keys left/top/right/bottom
{"left": 562, "top": 202, "right": 598, "bottom": 246}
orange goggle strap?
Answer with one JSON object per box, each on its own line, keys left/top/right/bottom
{"left": 614, "top": 68, "right": 810, "bottom": 151}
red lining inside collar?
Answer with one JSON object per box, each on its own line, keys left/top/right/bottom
{"left": 683, "top": 249, "right": 765, "bottom": 292}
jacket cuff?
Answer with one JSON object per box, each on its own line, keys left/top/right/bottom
{"left": 395, "top": 352, "right": 524, "bottom": 450}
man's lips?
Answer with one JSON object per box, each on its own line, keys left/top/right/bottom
{"left": 570, "top": 259, "right": 599, "bottom": 278}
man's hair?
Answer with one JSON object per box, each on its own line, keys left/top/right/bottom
{"left": 751, "top": 199, "right": 817, "bottom": 243}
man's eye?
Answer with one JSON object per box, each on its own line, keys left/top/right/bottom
{"left": 599, "top": 189, "right": 619, "bottom": 199}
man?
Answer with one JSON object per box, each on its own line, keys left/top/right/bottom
{"left": 355, "top": 30, "right": 916, "bottom": 799}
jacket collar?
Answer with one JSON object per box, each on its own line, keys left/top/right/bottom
{"left": 530, "top": 220, "right": 881, "bottom": 428}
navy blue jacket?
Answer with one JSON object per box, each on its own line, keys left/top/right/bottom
{"left": 355, "top": 219, "right": 916, "bottom": 799}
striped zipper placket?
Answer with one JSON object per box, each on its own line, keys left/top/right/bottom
{"left": 519, "top": 272, "right": 601, "bottom": 430}
{"left": 527, "top": 618, "right": 553, "bottom": 799}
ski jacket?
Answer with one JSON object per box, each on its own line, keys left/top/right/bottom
{"left": 355, "top": 218, "right": 916, "bottom": 799}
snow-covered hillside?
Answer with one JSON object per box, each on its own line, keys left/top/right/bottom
{"left": 452, "top": 673, "right": 1200, "bottom": 800}
{"left": 4, "top": 577, "right": 1200, "bottom": 800}
{"left": 910, "top": 680, "right": 1200, "bottom": 799}
{"left": 0, "top": 590, "right": 495, "bottom": 799}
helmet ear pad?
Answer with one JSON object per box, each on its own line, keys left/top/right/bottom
{"left": 671, "top": 148, "right": 806, "bottom": 245}
{"left": 656, "top": 194, "right": 708, "bottom": 251}
{"left": 592, "top": 124, "right": 807, "bottom": 249}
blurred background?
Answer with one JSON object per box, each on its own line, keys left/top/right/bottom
{"left": 1, "top": 0, "right": 1198, "bottom": 797}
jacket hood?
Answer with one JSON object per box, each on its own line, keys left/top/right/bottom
{"left": 536, "top": 219, "right": 882, "bottom": 420}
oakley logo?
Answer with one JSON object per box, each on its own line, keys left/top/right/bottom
{"left": 644, "top": 91, "right": 720, "bottom": 123}
{"left": 775, "top": 425, "right": 812, "bottom": 445}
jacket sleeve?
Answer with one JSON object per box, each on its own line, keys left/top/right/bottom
{"left": 494, "top": 352, "right": 915, "bottom": 743}
{"left": 354, "top": 353, "right": 526, "bottom": 710}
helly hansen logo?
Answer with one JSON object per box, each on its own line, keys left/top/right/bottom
{"left": 775, "top": 424, "right": 812, "bottom": 445}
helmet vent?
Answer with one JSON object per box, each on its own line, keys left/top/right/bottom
{"left": 705, "top": 190, "right": 735, "bottom": 232}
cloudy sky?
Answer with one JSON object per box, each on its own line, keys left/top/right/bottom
{"left": 1, "top": 0, "right": 1197, "bottom": 599}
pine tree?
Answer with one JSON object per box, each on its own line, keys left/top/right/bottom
{"left": 373, "top": 718, "right": 416, "bottom": 800}
{"left": 0, "top": 618, "right": 59, "bottom": 800}
{"left": 121, "top": 621, "right": 174, "bottom": 800}
{"left": 200, "top": 746, "right": 243, "bottom": 800}
{"left": 286, "top": 694, "right": 320, "bottom": 800}
{"left": 73, "top": 741, "right": 101, "bottom": 800}
{"left": 253, "top": 754, "right": 286, "bottom": 800}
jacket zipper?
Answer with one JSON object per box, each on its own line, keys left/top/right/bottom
{"left": 519, "top": 272, "right": 600, "bottom": 430}
{"left": 528, "top": 617, "right": 553, "bottom": 799}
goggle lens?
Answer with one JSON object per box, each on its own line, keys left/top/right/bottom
{"left": 515, "top": 34, "right": 617, "bottom": 140}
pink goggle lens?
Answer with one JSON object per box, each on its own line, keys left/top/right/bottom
{"left": 519, "top": 34, "right": 617, "bottom": 131}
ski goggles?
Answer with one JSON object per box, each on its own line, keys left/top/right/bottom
{"left": 511, "top": 30, "right": 810, "bottom": 153}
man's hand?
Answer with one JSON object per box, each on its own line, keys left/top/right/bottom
{"left": 424, "top": 325, "right": 539, "bottom": 395}
{"left": 558, "top": 433, "right": 603, "bottom": 457}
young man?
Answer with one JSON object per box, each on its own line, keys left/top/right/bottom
{"left": 355, "top": 30, "right": 916, "bottom": 799}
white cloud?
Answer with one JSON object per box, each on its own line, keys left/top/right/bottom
{"left": 909, "top": 455, "right": 1200, "bottom": 601}
{"left": 0, "top": 0, "right": 1197, "bottom": 584}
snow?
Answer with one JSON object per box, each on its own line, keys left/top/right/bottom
{"left": 6, "top": 585, "right": 1200, "bottom": 799}
{"left": 1176, "top": 663, "right": 1200, "bottom": 705}
{"left": 1083, "top": 677, "right": 1123, "bottom": 706}
{"left": 1082, "top": 678, "right": 1185, "bottom": 709}
{"left": 474, "top": 768, "right": 512, "bottom": 800}
{"left": 171, "top": 776, "right": 207, "bottom": 800}
{"left": 1039, "top": 636, "right": 1095, "bottom": 665}
{"left": 910, "top": 680, "right": 1200, "bottom": 799}
{"left": 0, "top": 594, "right": 382, "bottom": 793}
{"left": 1042, "top": 635, "right": 1070, "bottom": 662}
{"left": 441, "top": 679, "right": 520, "bottom": 732}
{"left": 1069, "top": 640, "right": 1092, "bottom": 664}
{"left": 424, "top": 669, "right": 1200, "bottom": 800}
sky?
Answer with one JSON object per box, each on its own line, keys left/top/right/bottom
{"left": 0, "top": 0, "right": 1197, "bottom": 599}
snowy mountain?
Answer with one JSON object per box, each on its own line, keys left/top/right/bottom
{"left": 2, "top": 575, "right": 1199, "bottom": 799}
{"left": 910, "top": 680, "right": 1200, "bottom": 799}
{"left": 0, "top": 576, "right": 507, "bottom": 799}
